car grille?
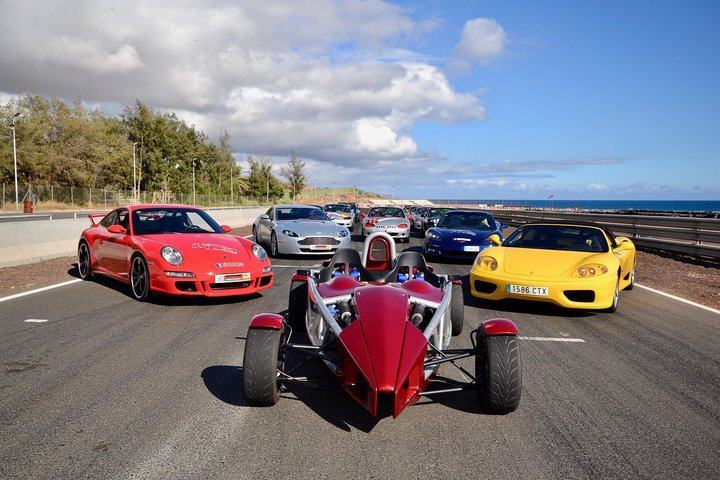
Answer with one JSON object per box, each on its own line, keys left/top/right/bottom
{"left": 298, "top": 237, "right": 340, "bottom": 245}
{"left": 474, "top": 280, "right": 497, "bottom": 294}
{"left": 563, "top": 290, "right": 595, "bottom": 302}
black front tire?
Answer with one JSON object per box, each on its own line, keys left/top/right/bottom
{"left": 243, "top": 328, "right": 282, "bottom": 406}
{"left": 130, "top": 255, "right": 151, "bottom": 301}
{"left": 77, "top": 241, "right": 93, "bottom": 280}
{"left": 270, "top": 232, "right": 279, "bottom": 257}
{"left": 288, "top": 280, "right": 308, "bottom": 329}
{"left": 605, "top": 277, "right": 620, "bottom": 313}
{"left": 450, "top": 282, "right": 464, "bottom": 336}
{"left": 476, "top": 333, "right": 522, "bottom": 414}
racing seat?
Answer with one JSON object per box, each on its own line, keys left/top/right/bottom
{"left": 381, "top": 251, "right": 441, "bottom": 287}
{"left": 318, "top": 248, "right": 383, "bottom": 283}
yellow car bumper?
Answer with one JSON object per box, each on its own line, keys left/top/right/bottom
{"left": 469, "top": 268, "right": 618, "bottom": 310}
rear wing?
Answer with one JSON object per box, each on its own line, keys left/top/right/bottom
{"left": 89, "top": 213, "right": 107, "bottom": 226}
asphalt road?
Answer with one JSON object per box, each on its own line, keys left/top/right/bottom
{"left": 1, "top": 227, "right": 718, "bottom": 479}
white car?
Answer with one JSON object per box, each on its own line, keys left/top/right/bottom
{"left": 361, "top": 206, "right": 411, "bottom": 243}
{"left": 323, "top": 204, "right": 354, "bottom": 228}
{"left": 253, "top": 204, "right": 351, "bottom": 256}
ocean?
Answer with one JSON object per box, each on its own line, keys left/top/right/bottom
{"left": 429, "top": 199, "right": 720, "bottom": 213}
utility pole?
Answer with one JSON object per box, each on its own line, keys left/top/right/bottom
{"left": 10, "top": 112, "right": 20, "bottom": 211}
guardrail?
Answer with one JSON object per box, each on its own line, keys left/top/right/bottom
{"left": 489, "top": 209, "right": 720, "bottom": 260}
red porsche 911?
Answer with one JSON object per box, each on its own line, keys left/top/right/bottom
{"left": 77, "top": 204, "right": 274, "bottom": 300}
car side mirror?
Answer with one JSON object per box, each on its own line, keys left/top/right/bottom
{"left": 487, "top": 233, "right": 502, "bottom": 245}
{"left": 108, "top": 224, "right": 127, "bottom": 234}
{"left": 260, "top": 214, "right": 270, "bottom": 220}
{"left": 221, "top": 225, "right": 232, "bottom": 233}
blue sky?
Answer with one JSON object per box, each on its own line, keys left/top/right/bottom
{"left": 1, "top": 0, "right": 718, "bottom": 200}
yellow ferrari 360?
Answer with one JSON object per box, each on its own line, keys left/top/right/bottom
{"left": 469, "top": 221, "right": 636, "bottom": 312}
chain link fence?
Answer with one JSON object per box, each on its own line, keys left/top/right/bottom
{"left": 1, "top": 183, "right": 257, "bottom": 210}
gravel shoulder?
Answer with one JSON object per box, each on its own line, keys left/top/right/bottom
{"left": 1, "top": 226, "right": 718, "bottom": 311}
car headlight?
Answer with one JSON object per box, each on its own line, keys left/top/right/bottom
{"left": 426, "top": 231, "right": 441, "bottom": 240}
{"left": 474, "top": 255, "right": 498, "bottom": 271}
{"left": 161, "top": 246, "right": 183, "bottom": 265}
{"left": 252, "top": 243, "right": 268, "bottom": 261}
{"left": 281, "top": 229, "right": 299, "bottom": 237}
{"left": 573, "top": 263, "right": 609, "bottom": 278}
{"left": 337, "top": 229, "right": 349, "bottom": 238}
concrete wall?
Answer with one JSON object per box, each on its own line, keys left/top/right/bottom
{"left": 0, "top": 206, "right": 267, "bottom": 268}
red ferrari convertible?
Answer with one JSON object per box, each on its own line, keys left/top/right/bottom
{"left": 77, "top": 204, "right": 274, "bottom": 300}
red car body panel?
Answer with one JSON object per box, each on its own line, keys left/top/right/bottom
{"left": 336, "top": 285, "right": 430, "bottom": 417}
{"left": 80, "top": 204, "right": 274, "bottom": 298}
{"left": 249, "top": 313, "right": 284, "bottom": 330}
{"left": 482, "top": 318, "right": 520, "bottom": 336}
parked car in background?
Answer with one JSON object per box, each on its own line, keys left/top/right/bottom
{"left": 253, "top": 204, "right": 351, "bottom": 257}
{"left": 412, "top": 207, "right": 430, "bottom": 231}
{"left": 421, "top": 207, "right": 453, "bottom": 231}
{"left": 361, "top": 206, "right": 411, "bottom": 242}
{"left": 77, "top": 204, "right": 273, "bottom": 301}
{"left": 323, "top": 204, "right": 354, "bottom": 228}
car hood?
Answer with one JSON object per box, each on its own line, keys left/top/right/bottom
{"left": 433, "top": 228, "right": 494, "bottom": 242}
{"left": 140, "top": 233, "right": 256, "bottom": 263}
{"left": 500, "top": 248, "right": 605, "bottom": 276}
{"left": 276, "top": 220, "right": 341, "bottom": 236}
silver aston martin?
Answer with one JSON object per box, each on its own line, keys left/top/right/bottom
{"left": 253, "top": 204, "right": 351, "bottom": 256}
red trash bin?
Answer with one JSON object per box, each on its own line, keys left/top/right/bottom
{"left": 23, "top": 200, "right": 33, "bottom": 213}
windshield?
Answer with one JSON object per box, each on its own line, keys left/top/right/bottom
{"left": 503, "top": 225, "right": 609, "bottom": 252}
{"left": 132, "top": 207, "right": 224, "bottom": 235}
{"left": 437, "top": 211, "right": 495, "bottom": 230}
{"left": 275, "top": 206, "right": 330, "bottom": 221}
{"left": 428, "top": 208, "right": 452, "bottom": 218}
{"left": 324, "top": 204, "right": 352, "bottom": 213}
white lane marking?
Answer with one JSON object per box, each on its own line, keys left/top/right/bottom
{"left": 0, "top": 279, "right": 82, "bottom": 304}
{"left": 519, "top": 336, "right": 585, "bottom": 343}
{"left": 24, "top": 319, "right": 48, "bottom": 323}
{"left": 271, "top": 264, "right": 316, "bottom": 268}
{"left": 636, "top": 283, "right": 720, "bottom": 315}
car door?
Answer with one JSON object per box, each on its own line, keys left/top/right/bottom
{"left": 256, "top": 207, "right": 275, "bottom": 244}
{"left": 101, "top": 208, "right": 133, "bottom": 278}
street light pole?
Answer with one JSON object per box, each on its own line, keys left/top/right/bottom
{"left": 132, "top": 142, "right": 138, "bottom": 203}
{"left": 10, "top": 112, "right": 20, "bottom": 211}
{"left": 192, "top": 158, "right": 197, "bottom": 206}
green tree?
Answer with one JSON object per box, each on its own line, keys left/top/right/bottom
{"left": 280, "top": 150, "right": 307, "bottom": 201}
{"left": 246, "top": 155, "right": 284, "bottom": 202}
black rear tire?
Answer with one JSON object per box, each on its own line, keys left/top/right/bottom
{"left": 476, "top": 333, "right": 522, "bottom": 414}
{"left": 243, "top": 328, "right": 282, "bottom": 406}
{"left": 288, "top": 280, "right": 308, "bottom": 329}
{"left": 450, "top": 282, "right": 464, "bottom": 336}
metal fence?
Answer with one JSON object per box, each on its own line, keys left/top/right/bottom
{"left": 489, "top": 209, "right": 720, "bottom": 260}
{"left": 1, "top": 183, "right": 258, "bottom": 210}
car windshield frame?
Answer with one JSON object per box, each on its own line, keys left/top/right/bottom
{"left": 275, "top": 206, "right": 330, "bottom": 221}
{"left": 131, "top": 207, "right": 225, "bottom": 235}
{"left": 437, "top": 211, "right": 496, "bottom": 230}
{"left": 503, "top": 225, "right": 610, "bottom": 252}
